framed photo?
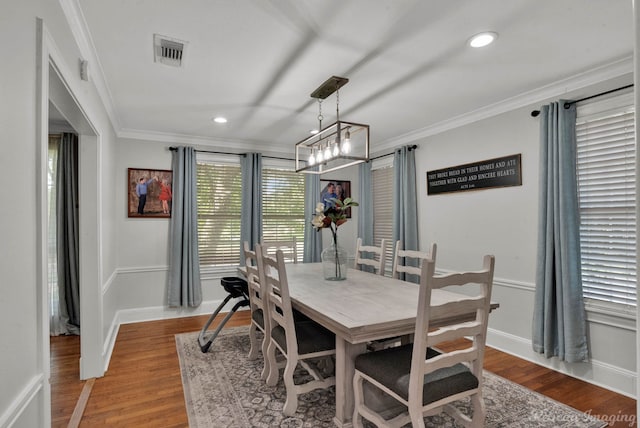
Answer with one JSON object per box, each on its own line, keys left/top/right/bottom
{"left": 320, "top": 179, "right": 352, "bottom": 218}
{"left": 127, "top": 168, "right": 173, "bottom": 218}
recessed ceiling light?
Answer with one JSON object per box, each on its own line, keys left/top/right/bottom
{"left": 310, "top": 129, "right": 319, "bottom": 135}
{"left": 213, "top": 116, "right": 227, "bottom": 124}
{"left": 468, "top": 32, "right": 498, "bottom": 48}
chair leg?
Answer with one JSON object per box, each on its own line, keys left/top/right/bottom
{"left": 469, "top": 393, "right": 486, "bottom": 428}
{"left": 409, "top": 409, "right": 426, "bottom": 428}
{"left": 247, "top": 322, "right": 259, "bottom": 360}
{"left": 260, "top": 327, "right": 270, "bottom": 381}
{"left": 265, "top": 338, "right": 279, "bottom": 387}
{"left": 352, "top": 373, "right": 365, "bottom": 428}
{"left": 282, "top": 359, "right": 299, "bottom": 416}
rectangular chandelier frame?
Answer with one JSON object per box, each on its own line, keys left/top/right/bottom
{"left": 295, "top": 120, "right": 369, "bottom": 174}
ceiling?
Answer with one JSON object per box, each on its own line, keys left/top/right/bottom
{"left": 77, "top": 0, "right": 633, "bottom": 154}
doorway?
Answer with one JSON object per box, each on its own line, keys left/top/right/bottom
{"left": 36, "top": 19, "right": 104, "bottom": 426}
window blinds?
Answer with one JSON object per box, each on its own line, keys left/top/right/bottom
{"left": 372, "top": 165, "right": 394, "bottom": 273}
{"left": 196, "top": 161, "right": 242, "bottom": 266}
{"left": 576, "top": 94, "right": 636, "bottom": 307}
{"left": 261, "top": 167, "right": 305, "bottom": 262}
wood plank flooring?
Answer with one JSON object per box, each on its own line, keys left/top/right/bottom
{"left": 50, "top": 311, "right": 636, "bottom": 427}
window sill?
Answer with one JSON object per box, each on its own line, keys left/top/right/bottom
{"left": 584, "top": 300, "right": 636, "bottom": 331}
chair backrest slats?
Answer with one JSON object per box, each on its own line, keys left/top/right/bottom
{"left": 258, "top": 244, "right": 298, "bottom": 356}
{"left": 243, "top": 242, "right": 266, "bottom": 314}
{"left": 408, "top": 254, "right": 495, "bottom": 407}
{"left": 261, "top": 237, "right": 298, "bottom": 264}
{"left": 355, "top": 237, "right": 388, "bottom": 275}
{"left": 392, "top": 241, "right": 437, "bottom": 281}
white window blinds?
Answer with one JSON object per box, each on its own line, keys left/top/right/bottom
{"left": 372, "top": 163, "right": 394, "bottom": 273}
{"left": 196, "top": 160, "right": 242, "bottom": 267}
{"left": 261, "top": 167, "right": 305, "bottom": 262}
{"left": 576, "top": 92, "right": 636, "bottom": 308}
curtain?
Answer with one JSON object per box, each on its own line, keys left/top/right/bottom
{"left": 56, "top": 133, "right": 80, "bottom": 335}
{"left": 48, "top": 136, "right": 62, "bottom": 335}
{"left": 240, "top": 153, "right": 262, "bottom": 265}
{"left": 532, "top": 101, "right": 588, "bottom": 363}
{"left": 168, "top": 146, "right": 202, "bottom": 307}
{"left": 303, "top": 173, "right": 322, "bottom": 262}
{"left": 393, "top": 146, "right": 419, "bottom": 281}
{"left": 358, "top": 161, "right": 373, "bottom": 246}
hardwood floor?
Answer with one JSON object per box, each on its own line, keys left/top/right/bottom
{"left": 51, "top": 311, "right": 636, "bottom": 427}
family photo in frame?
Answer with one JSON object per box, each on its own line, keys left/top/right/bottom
{"left": 127, "top": 168, "right": 173, "bottom": 218}
{"left": 320, "top": 179, "right": 352, "bottom": 218}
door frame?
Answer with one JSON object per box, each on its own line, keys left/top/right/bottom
{"left": 36, "top": 19, "right": 104, "bottom": 424}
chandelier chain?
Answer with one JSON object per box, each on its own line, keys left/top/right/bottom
{"left": 317, "top": 99, "right": 323, "bottom": 130}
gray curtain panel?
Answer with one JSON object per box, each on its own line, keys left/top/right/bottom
{"left": 168, "top": 146, "right": 202, "bottom": 307}
{"left": 357, "top": 161, "right": 373, "bottom": 246}
{"left": 303, "top": 173, "right": 322, "bottom": 263}
{"left": 393, "top": 146, "right": 419, "bottom": 281}
{"left": 240, "top": 153, "right": 262, "bottom": 265}
{"left": 532, "top": 101, "right": 589, "bottom": 363}
{"left": 56, "top": 132, "right": 80, "bottom": 334}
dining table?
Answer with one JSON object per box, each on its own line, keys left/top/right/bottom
{"left": 279, "top": 262, "right": 499, "bottom": 428}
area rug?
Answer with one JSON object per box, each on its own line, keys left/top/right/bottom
{"left": 176, "top": 327, "right": 606, "bottom": 428}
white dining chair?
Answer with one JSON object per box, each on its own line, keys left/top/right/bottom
{"left": 353, "top": 254, "right": 495, "bottom": 428}
{"left": 243, "top": 241, "right": 272, "bottom": 381}
{"left": 261, "top": 237, "right": 298, "bottom": 263}
{"left": 392, "top": 241, "right": 437, "bottom": 282}
{"left": 355, "top": 238, "right": 388, "bottom": 275}
{"left": 260, "top": 245, "right": 336, "bottom": 416}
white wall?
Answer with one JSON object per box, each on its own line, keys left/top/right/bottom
{"left": 109, "top": 138, "right": 361, "bottom": 323}
{"left": 0, "top": 1, "right": 119, "bottom": 425}
{"left": 414, "top": 101, "right": 636, "bottom": 396}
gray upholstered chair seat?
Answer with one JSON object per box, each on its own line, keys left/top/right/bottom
{"left": 272, "top": 321, "right": 335, "bottom": 354}
{"left": 355, "top": 344, "right": 479, "bottom": 405}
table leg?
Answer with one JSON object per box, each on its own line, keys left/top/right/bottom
{"left": 333, "top": 338, "right": 367, "bottom": 428}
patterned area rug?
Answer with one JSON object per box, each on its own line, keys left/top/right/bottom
{"left": 176, "top": 327, "right": 606, "bottom": 428}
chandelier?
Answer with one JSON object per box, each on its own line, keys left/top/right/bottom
{"left": 295, "top": 76, "right": 370, "bottom": 174}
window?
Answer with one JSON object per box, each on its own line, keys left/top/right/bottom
{"left": 576, "top": 91, "right": 636, "bottom": 308}
{"left": 196, "top": 158, "right": 242, "bottom": 267}
{"left": 262, "top": 166, "right": 305, "bottom": 262}
{"left": 372, "top": 160, "right": 394, "bottom": 273}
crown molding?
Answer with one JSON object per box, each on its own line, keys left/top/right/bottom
{"left": 375, "top": 56, "right": 633, "bottom": 152}
{"left": 58, "top": 0, "right": 121, "bottom": 131}
{"left": 117, "top": 128, "right": 273, "bottom": 152}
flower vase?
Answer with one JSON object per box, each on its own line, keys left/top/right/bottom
{"left": 321, "top": 242, "right": 348, "bottom": 281}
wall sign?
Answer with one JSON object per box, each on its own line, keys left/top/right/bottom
{"left": 427, "top": 154, "right": 521, "bottom": 195}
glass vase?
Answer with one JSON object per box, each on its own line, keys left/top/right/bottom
{"left": 321, "top": 242, "right": 348, "bottom": 281}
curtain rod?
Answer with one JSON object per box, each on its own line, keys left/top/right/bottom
{"left": 170, "top": 144, "right": 418, "bottom": 163}
{"left": 368, "top": 144, "right": 418, "bottom": 162}
{"left": 530, "top": 84, "right": 634, "bottom": 117}
{"left": 168, "top": 146, "right": 294, "bottom": 162}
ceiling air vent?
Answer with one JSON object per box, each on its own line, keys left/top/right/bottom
{"left": 153, "top": 34, "right": 187, "bottom": 67}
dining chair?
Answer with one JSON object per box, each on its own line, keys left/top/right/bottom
{"left": 261, "top": 237, "right": 298, "bottom": 263}
{"left": 353, "top": 254, "right": 495, "bottom": 428}
{"left": 392, "top": 241, "right": 438, "bottom": 282}
{"left": 260, "top": 245, "right": 336, "bottom": 416}
{"left": 366, "top": 242, "right": 438, "bottom": 352}
{"left": 243, "top": 241, "right": 272, "bottom": 381}
{"left": 355, "top": 238, "right": 388, "bottom": 275}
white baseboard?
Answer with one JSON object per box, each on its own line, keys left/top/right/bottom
{"left": 0, "top": 374, "right": 44, "bottom": 428}
{"left": 487, "top": 328, "right": 636, "bottom": 398}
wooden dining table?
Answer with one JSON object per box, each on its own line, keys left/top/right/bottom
{"left": 281, "top": 262, "right": 499, "bottom": 428}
